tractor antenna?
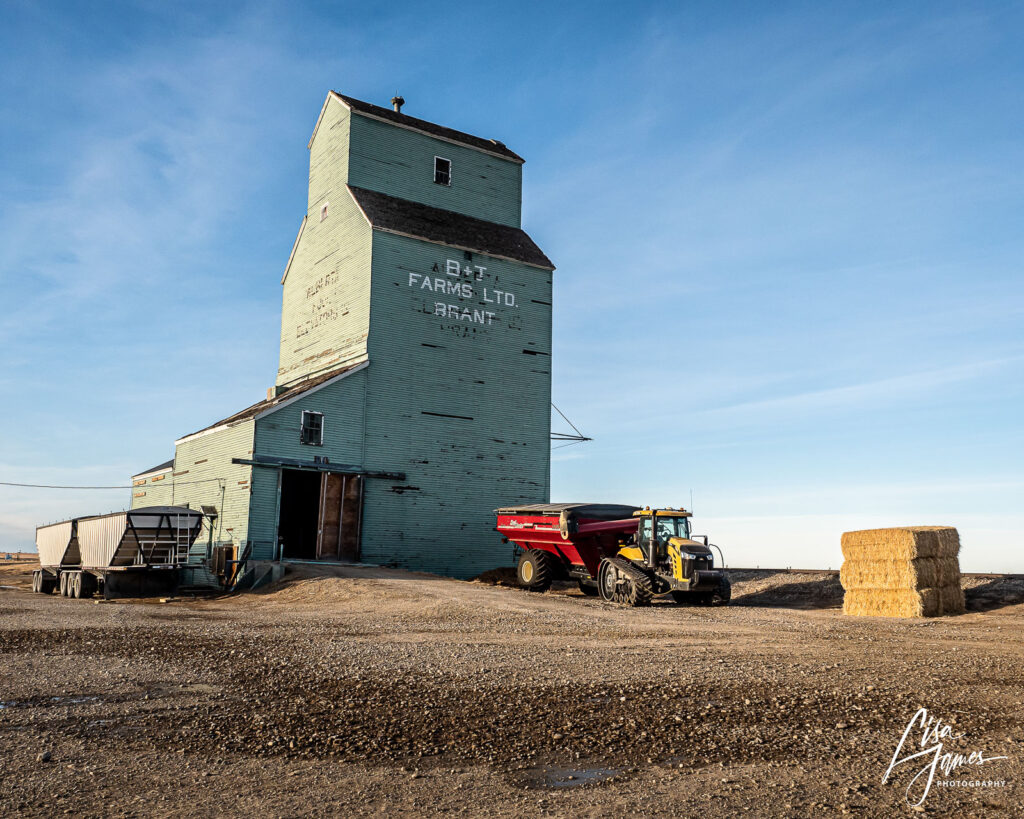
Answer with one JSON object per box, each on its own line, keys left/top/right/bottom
{"left": 690, "top": 489, "right": 694, "bottom": 514}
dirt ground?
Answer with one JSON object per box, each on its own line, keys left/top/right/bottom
{"left": 1, "top": 559, "right": 1022, "bottom": 818}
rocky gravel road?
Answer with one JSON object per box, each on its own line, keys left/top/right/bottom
{"left": 1, "top": 562, "right": 1021, "bottom": 817}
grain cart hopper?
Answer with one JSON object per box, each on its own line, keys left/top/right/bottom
{"left": 495, "top": 504, "right": 730, "bottom": 606}
{"left": 38, "top": 507, "right": 203, "bottom": 599}
{"left": 32, "top": 518, "right": 82, "bottom": 594}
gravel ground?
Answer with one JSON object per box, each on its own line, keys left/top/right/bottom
{"left": 1, "top": 560, "right": 1021, "bottom": 817}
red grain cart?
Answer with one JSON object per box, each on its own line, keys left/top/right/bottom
{"left": 496, "top": 503, "right": 730, "bottom": 606}
{"left": 495, "top": 503, "right": 641, "bottom": 596}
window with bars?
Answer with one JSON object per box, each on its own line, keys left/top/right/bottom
{"left": 434, "top": 156, "right": 451, "bottom": 186}
{"left": 300, "top": 411, "right": 324, "bottom": 446}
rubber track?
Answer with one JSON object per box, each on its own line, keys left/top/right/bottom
{"left": 606, "top": 557, "right": 653, "bottom": 607}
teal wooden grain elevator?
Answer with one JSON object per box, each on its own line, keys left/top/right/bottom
{"left": 130, "top": 92, "right": 554, "bottom": 578}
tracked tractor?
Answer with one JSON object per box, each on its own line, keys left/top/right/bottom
{"left": 598, "top": 508, "right": 731, "bottom": 606}
{"left": 494, "top": 504, "right": 731, "bottom": 607}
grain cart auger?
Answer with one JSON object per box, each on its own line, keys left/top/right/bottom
{"left": 495, "top": 504, "right": 731, "bottom": 606}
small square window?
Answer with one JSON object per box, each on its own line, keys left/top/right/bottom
{"left": 300, "top": 411, "right": 324, "bottom": 446}
{"left": 320, "top": 202, "right": 329, "bottom": 221}
{"left": 434, "top": 157, "right": 451, "bottom": 186}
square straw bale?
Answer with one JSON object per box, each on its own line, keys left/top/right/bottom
{"left": 842, "top": 587, "right": 942, "bottom": 618}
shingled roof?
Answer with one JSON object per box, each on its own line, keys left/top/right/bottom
{"left": 335, "top": 93, "right": 524, "bottom": 163}
{"left": 348, "top": 186, "right": 554, "bottom": 270}
{"left": 132, "top": 459, "right": 174, "bottom": 479}
{"left": 176, "top": 363, "right": 367, "bottom": 444}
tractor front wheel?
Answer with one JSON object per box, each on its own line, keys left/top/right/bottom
{"left": 711, "top": 576, "right": 732, "bottom": 606}
{"left": 517, "top": 550, "right": 554, "bottom": 592}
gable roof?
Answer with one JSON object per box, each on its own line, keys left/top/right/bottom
{"left": 175, "top": 362, "right": 368, "bottom": 445}
{"left": 347, "top": 186, "right": 554, "bottom": 270}
{"left": 334, "top": 93, "right": 524, "bottom": 164}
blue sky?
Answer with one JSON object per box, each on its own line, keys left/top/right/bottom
{"left": 1, "top": 1, "right": 1021, "bottom": 570}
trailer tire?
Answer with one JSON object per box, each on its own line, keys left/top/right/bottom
{"left": 31, "top": 571, "right": 40, "bottom": 594}
{"left": 71, "top": 572, "right": 82, "bottom": 599}
{"left": 517, "top": 550, "right": 554, "bottom": 592}
{"left": 59, "top": 572, "right": 68, "bottom": 597}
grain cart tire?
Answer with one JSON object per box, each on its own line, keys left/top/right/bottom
{"left": 517, "top": 550, "right": 554, "bottom": 592}
{"left": 577, "top": 579, "right": 599, "bottom": 596}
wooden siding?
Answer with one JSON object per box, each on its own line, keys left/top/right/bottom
{"left": 277, "top": 182, "right": 372, "bottom": 387}
{"left": 132, "top": 422, "right": 255, "bottom": 551}
{"left": 348, "top": 113, "right": 523, "bottom": 228}
{"left": 129, "top": 475, "right": 174, "bottom": 507}
{"left": 307, "top": 97, "right": 351, "bottom": 211}
{"left": 247, "top": 368, "right": 369, "bottom": 558}
{"left": 360, "top": 231, "right": 552, "bottom": 578}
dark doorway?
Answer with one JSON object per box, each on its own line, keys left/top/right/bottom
{"left": 278, "top": 469, "right": 364, "bottom": 562}
{"left": 278, "top": 469, "right": 322, "bottom": 559}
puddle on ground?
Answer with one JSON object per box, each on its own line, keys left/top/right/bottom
{"left": 0, "top": 585, "right": 20, "bottom": 590}
{"left": 524, "top": 765, "right": 619, "bottom": 789}
{"left": 0, "top": 701, "right": 20, "bottom": 709}
{"left": 49, "top": 696, "right": 103, "bottom": 705}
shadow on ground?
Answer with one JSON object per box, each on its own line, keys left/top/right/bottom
{"left": 965, "top": 578, "right": 1024, "bottom": 613}
{"left": 730, "top": 571, "right": 844, "bottom": 610}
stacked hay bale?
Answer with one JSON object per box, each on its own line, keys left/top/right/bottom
{"left": 841, "top": 527, "right": 965, "bottom": 617}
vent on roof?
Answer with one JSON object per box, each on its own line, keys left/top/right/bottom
{"left": 391, "top": 95, "right": 405, "bottom": 113}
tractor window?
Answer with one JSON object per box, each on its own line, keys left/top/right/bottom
{"left": 640, "top": 516, "right": 690, "bottom": 544}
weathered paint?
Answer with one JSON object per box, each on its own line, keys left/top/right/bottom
{"left": 359, "top": 233, "right": 551, "bottom": 577}
{"left": 277, "top": 104, "right": 371, "bottom": 387}
{"left": 130, "top": 91, "right": 551, "bottom": 580}
{"left": 348, "top": 112, "right": 523, "bottom": 227}
{"left": 131, "top": 422, "right": 255, "bottom": 554}
{"left": 247, "top": 367, "right": 369, "bottom": 559}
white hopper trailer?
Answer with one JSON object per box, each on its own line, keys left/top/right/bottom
{"left": 33, "top": 507, "right": 203, "bottom": 599}
{"left": 32, "top": 518, "right": 81, "bottom": 594}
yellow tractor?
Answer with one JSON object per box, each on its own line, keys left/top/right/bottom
{"left": 596, "top": 508, "right": 731, "bottom": 606}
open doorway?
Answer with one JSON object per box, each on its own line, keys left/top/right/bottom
{"left": 277, "top": 469, "right": 363, "bottom": 562}
{"left": 278, "top": 469, "right": 321, "bottom": 559}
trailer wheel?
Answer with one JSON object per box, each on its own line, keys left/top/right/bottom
{"left": 58, "top": 572, "right": 68, "bottom": 597}
{"left": 31, "top": 571, "right": 41, "bottom": 594}
{"left": 71, "top": 572, "right": 82, "bottom": 599}
{"left": 517, "top": 550, "right": 554, "bottom": 592}
{"left": 577, "top": 579, "right": 599, "bottom": 596}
